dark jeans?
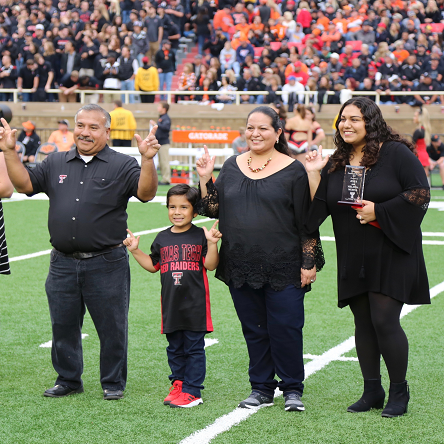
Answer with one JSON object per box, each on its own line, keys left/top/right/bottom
{"left": 45, "top": 247, "right": 130, "bottom": 391}
{"left": 140, "top": 92, "right": 155, "bottom": 103}
{"left": 166, "top": 330, "right": 206, "bottom": 398}
{"left": 230, "top": 283, "right": 306, "bottom": 396}
{"left": 112, "top": 139, "right": 132, "bottom": 147}
{"left": 0, "top": 93, "right": 12, "bottom": 101}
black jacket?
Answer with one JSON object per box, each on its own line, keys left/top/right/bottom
{"left": 237, "top": 76, "right": 263, "bottom": 92}
{"left": 60, "top": 52, "right": 81, "bottom": 77}
{"left": 155, "top": 49, "right": 176, "bottom": 73}
{"left": 156, "top": 113, "right": 171, "bottom": 145}
{"left": 18, "top": 130, "right": 41, "bottom": 157}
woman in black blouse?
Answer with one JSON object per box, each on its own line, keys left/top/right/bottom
{"left": 306, "top": 97, "right": 430, "bottom": 418}
{"left": 196, "top": 106, "right": 324, "bottom": 412}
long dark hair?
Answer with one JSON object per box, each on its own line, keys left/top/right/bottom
{"left": 247, "top": 106, "right": 291, "bottom": 156}
{"left": 331, "top": 97, "right": 415, "bottom": 172}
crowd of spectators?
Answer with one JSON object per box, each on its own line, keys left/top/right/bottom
{"left": 1, "top": 0, "right": 444, "bottom": 105}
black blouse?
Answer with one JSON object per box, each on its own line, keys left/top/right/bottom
{"left": 197, "top": 156, "right": 324, "bottom": 291}
{"left": 307, "top": 141, "right": 430, "bottom": 307}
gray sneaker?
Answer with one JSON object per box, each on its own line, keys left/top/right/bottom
{"left": 284, "top": 392, "right": 305, "bottom": 411}
{"left": 238, "top": 391, "right": 274, "bottom": 409}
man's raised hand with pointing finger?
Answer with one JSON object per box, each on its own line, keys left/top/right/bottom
{"left": 135, "top": 120, "right": 162, "bottom": 160}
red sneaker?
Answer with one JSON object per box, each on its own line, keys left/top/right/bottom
{"left": 163, "top": 380, "right": 183, "bottom": 405}
{"left": 169, "top": 392, "right": 203, "bottom": 408}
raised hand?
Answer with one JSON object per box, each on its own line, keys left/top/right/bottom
{"left": 134, "top": 120, "right": 161, "bottom": 159}
{"left": 123, "top": 229, "right": 140, "bottom": 252}
{"left": 0, "top": 118, "right": 17, "bottom": 152}
{"left": 305, "top": 145, "right": 329, "bottom": 173}
{"left": 202, "top": 220, "right": 222, "bottom": 244}
{"left": 196, "top": 145, "right": 215, "bottom": 182}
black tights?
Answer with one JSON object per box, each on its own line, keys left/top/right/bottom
{"left": 349, "top": 292, "right": 408, "bottom": 383}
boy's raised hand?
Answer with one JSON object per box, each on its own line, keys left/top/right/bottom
{"left": 203, "top": 220, "right": 222, "bottom": 244}
{"left": 123, "top": 229, "right": 140, "bottom": 252}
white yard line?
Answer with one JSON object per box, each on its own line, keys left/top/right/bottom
{"left": 179, "top": 280, "right": 444, "bottom": 444}
{"left": 10, "top": 250, "right": 52, "bottom": 262}
{"left": 39, "top": 334, "right": 89, "bottom": 348}
{"left": 204, "top": 338, "right": 219, "bottom": 349}
{"left": 9, "top": 219, "right": 213, "bottom": 263}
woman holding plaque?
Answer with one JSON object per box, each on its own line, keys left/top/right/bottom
{"left": 305, "top": 97, "right": 430, "bottom": 418}
{"left": 196, "top": 106, "right": 324, "bottom": 413}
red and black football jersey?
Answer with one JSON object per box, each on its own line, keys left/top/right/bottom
{"left": 150, "top": 224, "right": 213, "bottom": 334}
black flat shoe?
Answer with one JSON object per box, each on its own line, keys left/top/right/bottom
{"left": 158, "top": 181, "right": 170, "bottom": 186}
{"left": 44, "top": 384, "right": 84, "bottom": 398}
{"left": 103, "top": 389, "right": 124, "bottom": 400}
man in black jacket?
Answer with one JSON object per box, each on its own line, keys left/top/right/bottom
{"left": 427, "top": 135, "right": 444, "bottom": 189}
{"left": 237, "top": 68, "right": 263, "bottom": 104}
{"left": 118, "top": 46, "right": 139, "bottom": 104}
{"left": 60, "top": 40, "right": 81, "bottom": 80}
{"left": 17, "top": 58, "right": 37, "bottom": 102}
{"left": 156, "top": 101, "right": 171, "bottom": 185}
{"left": 0, "top": 55, "right": 17, "bottom": 101}
{"left": 155, "top": 40, "right": 176, "bottom": 100}
{"left": 203, "top": 28, "right": 227, "bottom": 58}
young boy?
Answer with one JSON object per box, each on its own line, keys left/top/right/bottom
{"left": 124, "top": 184, "right": 221, "bottom": 408}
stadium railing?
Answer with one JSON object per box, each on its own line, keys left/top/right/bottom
{"left": 2, "top": 89, "right": 443, "bottom": 106}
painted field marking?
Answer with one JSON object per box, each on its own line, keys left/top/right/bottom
{"left": 10, "top": 250, "right": 52, "bottom": 262}
{"left": 179, "top": 280, "right": 444, "bottom": 444}
{"left": 204, "top": 338, "right": 219, "bottom": 349}
{"left": 9, "top": 219, "right": 213, "bottom": 263}
{"left": 304, "top": 353, "right": 358, "bottom": 362}
{"left": 39, "top": 334, "right": 89, "bottom": 348}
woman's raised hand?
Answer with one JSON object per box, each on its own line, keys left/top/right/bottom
{"left": 305, "top": 145, "right": 329, "bottom": 173}
{"left": 196, "top": 145, "right": 215, "bottom": 182}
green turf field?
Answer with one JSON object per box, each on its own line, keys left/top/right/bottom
{"left": 1, "top": 185, "right": 443, "bottom": 444}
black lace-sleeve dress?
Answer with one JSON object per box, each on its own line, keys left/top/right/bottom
{"left": 197, "top": 156, "right": 324, "bottom": 291}
{"left": 306, "top": 141, "right": 430, "bottom": 307}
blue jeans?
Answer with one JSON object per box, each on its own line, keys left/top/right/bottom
{"left": 166, "top": 330, "right": 206, "bottom": 397}
{"left": 197, "top": 34, "right": 210, "bottom": 55}
{"left": 0, "top": 93, "right": 12, "bottom": 101}
{"left": 159, "top": 71, "right": 173, "bottom": 101}
{"left": 120, "top": 78, "right": 136, "bottom": 103}
{"left": 230, "top": 283, "right": 306, "bottom": 396}
{"left": 45, "top": 246, "right": 130, "bottom": 391}
{"left": 121, "top": 9, "right": 131, "bottom": 24}
{"left": 22, "top": 92, "right": 33, "bottom": 102}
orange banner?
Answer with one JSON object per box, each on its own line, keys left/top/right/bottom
{"left": 172, "top": 130, "right": 240, "bottom": 144}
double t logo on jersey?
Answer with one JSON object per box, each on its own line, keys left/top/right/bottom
{"left": 172, "top": 272, "right": 183, "bottom": 285}
{"left": 59, "top": 175, "right": 67, "bottom": 183}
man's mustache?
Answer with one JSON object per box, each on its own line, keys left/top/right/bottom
{"left": 77, "top": 136, "right": 94, "bottom": 142}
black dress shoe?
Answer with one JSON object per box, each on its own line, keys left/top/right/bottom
{"left": 44, "top": 384, "right": 84, "bottom": 398}
{"left": 103, "top": 389, "right": 124, "bottom": 400}
{"left": 158, "top": 181, "right": 170, "bottom": 186}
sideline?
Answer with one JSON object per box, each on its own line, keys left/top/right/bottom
{"left": 179, "top": 281, "right": 444, "bottom": 444}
